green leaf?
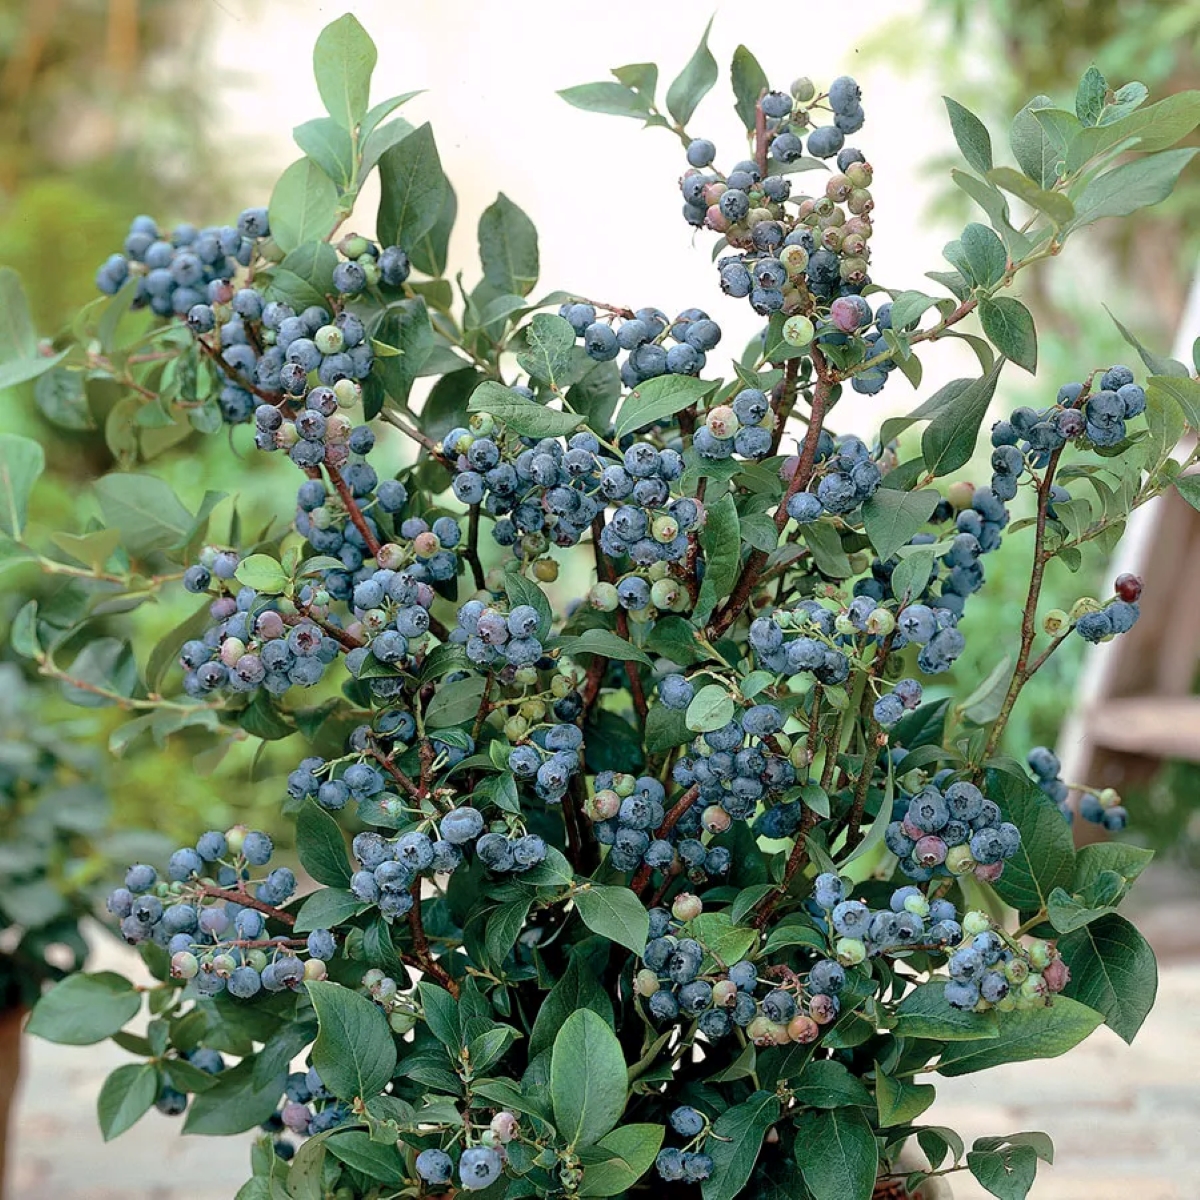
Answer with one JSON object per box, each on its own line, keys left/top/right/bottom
{"left": 803, "top": 518, "right": 854, "bottom": 578}
{"left": 550, "top": 629, "right": 654, "bottom": 668}
{"left": 484, "top": 898, "right": 531, "bottom": 967}
{"left": 292, "top": 118, "right": 355, "bottom": 188}
{"left": 376, "top": 123, "right": 448, "bottom": 253}
{"left": 550, "top": 1009, "right": 627, "bottom": 1149}
{"left": 875, "top": 1065, "right": 936, "bottom": 1126}
{"left": 944, "top": 97, "right": 993, "bottom": 174}
{"left": 1106, "top": 309, "right": 1190, "bottom": 378}
{"left": 694, "top": 492, "right": 740, "bottom": 624}
{"left": 895, "top": 981, "right": 1000, "bottom": 1040}
{"left": 184, "top": 1057, "right": 288, "bottom": 1135}
{"left": 269, "top": 159, "right": 340, "bottom": 254}
{"left": 468, "top": 1026, "right": 519, "bottom": 1074}
{"left": 1075, "top": 66, "right": 1107, "bottom": 126}
{"left": 424, "top": 674, "right": 487, "bottom": 729}
{"left": 890, "top": 545, "right": 936, "bottom": 601}
{"left": 0, "top": 267, "right": 38, "bottom": 362}
{"left": 35, "top": 366, "right": 94, "bottom": 430}
{"left": 557, "top": 82, "right": 650, "bottom": 119}
{"left": 503, "top": 570, "right": 553, "bottom": 639}
{"left": 731, "top": 45, "right": 769, "bottom": 131}
{"left": 967, "top": 1144, "right": 1038, "bottom": 1200}
{"left": 325, "top": 1131, "right": 406, "bottom": 1183}
{"left": 691, "top": 911, "right": 758, "bottom": 973}
{"left": 312, "top": 13, "right": 376, "bottom": 131}
{"left": 687, "top": 683, "right": 735, "bottom": 734}
{"left": 296, "top": 800, "right": 352, "bottom": 888}
{"left": 958, "top": 655, "right": 1013, "bottom": 726}
{"left": 1068, "top": 91, "right": 1200, "bottom": 171}
{"left": 792, "top": 1059, "right": 874, "bottom": 1108}
{"left": 468, "top": 379, "right": 580, "bottom": 438}
{"left": 574, "top": 885, "right": 649, "bottom": 955}
{"left": 860, "top": 488, "right": 938, "bottom": 560}
{"left": 1011, "top": 94, "right": 1060, "bottom": 188}
{"left": 1067, "top": 149, "right": 1199, "bottom": 231}
{"left": 979, "top": 298, "right": 1037, "bottom": 373}
{"left": 613, "top": 373, "right": 716, "bottom": 439}
{"left": 1058, "top": 913, "right": 1157, "bottom": 1044}
{"left": 10, "top": 599, "right": 38, "bottom": 659}
{"left": 701, "top": 1091, "right": 780, "bottom": 1200}
{"left": 921, "top": 360, "right": 1004, "bottom": 477}
{"left": 93, "top": 473, "right": 192, "bottom": 557}
{"left": 579, "top": 1124, "right": 664, "bottom": 1197}
{"left": 372, "top": 298, "right": 433, "bottom": 410}
{"left": 529, "top": 951, "right": 614, "bottom": 1059}
{"left": 889, "top": 290, "right": 942, "bottom": 333}
{"left": 294, "top": 888, "right": 369, "bottom": 933}
{"left": 516, "top": 313, "right": 576, "bottom": 388}
{"left": 1046, "top": 886, "right": 1116, "bottom": 935}
{"left": 960, "top": 223, "right": 1007, "bottom": 288}
{"left": 986, "top": 768, "right": 1075, "bottom": 913}
{"left": 97, "top": 1063, "right": 159, "bottom": 1141}
{"left": 234, "top": 554, "right": 289, "bottom": 595}
{"left": 146, "top": 601, "right": 213, "bottom": 692}
{"left": 937, "top": 996, "right": 1103, "bottom": 1076}
{"left": 0, "top": 433, "right": 44, "bottom": 539}
{"left": 986, "top": 166, "right": 1075, "bottom": 226}
{"left": 1072, "top": 842, "right": 1154, "bottom": 895}
{"left": 306, "top": 979, "right": 397, "bottom": 1101}
{"left": 479, "top": 193, "right": 539, "bottom": 298}
{"left": 666, "top": 19, "right": 717, "bottom": 127}
{"left": 794, "top": 1106, "right": 878, "bottom": 1200}
{"left": 27, "top": 972, "right": 141, "bottom": 1044}
{"left": 406, "top": 179, "right": 456, "bottom": 279}
{"left": 417, "top": 980, "right": 461, "bottom": 1049}
{"left": 1147, "top": 374, "right": 1200, "bottom": 427}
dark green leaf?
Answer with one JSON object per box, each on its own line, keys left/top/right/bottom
{"left": 503, "top": 570, "right": 553, "bottom": 639}
{"left": 376, "top": 123, "right": 448, "bottom": 253}
{"left": 35, "top": 366, "right": 94, "bottom": 431}
{"left": 97, "top": 1063, "right": 158, "bottom": 1141}
{"left": 666, "top": 19, "right": 717, "bottom": 127}
{"left": 417, "top": 980, "right": 461, "bottom": 1049}
{"left": 1067, "top": 149, "right": 1199, "bottom": 231}
{"left": 860, "top": 488, "right": 938, "bottom": 560}
{"left": 516, "top": 313, "right": 576, "bottom": 388}
{"left": 529, "top": 951, "right": 614, "bottom": 1059}
{"left": 895, "top": 981, "right": 1000, "bottom": 1040}
{"left": 875, "top": 1065, "right": 936, "bottom": 1126}
{"left": 183, "top": 1057, "right": 288, "bottom": 1135}
{"left": 550, "top": 629, "right": 654, "bottom": 668}
{"left": 921, "top": 360, "right": 1003, "bottom": 477}
{"left": 613, "top": 373, "right": 716, "bottom": 439}
{"left": 792, "top": 1059, "right": 874, "bottom": 1108}
{"left": 579, "top": 1124, "right": 664, "bottom": 1197}
{"left": 936, "top": 996, "right": 1103, "bottom": 1075}
{"left": 960, "top": 223, "right": 1007, "bottom": 288}
{"left": 701, "top": 1091, "right": 780, "bottom": 1200}
{"left": 373, "top": 298, "right": 433, "bottom": 408}
{"left": 731, "top": 46, "right": 769, "bottom": 131}
{"left": 803, "top": 518, "right": 854, "bottom": 578}
{"left": 325, "top": 1131, "right": 406, "bottom": 1183}
{"left": 574, "top": 885, "right": 649, "bottom": 955}
{"left": 986, "top": 768, "right": 1075, "bottom": 913}
{"left": 296, "top": 800, "right": 352, "bottom": 888}
{"left": 794, "top": 1106, "right": 878, "bottom": 1200}
{"left": 550, "top": 1009, "right": 627, "bottom": 1148}
{"left": 1075, "top": 66, "right": 1107, "bottom": 126}
{"left": 979, "top": 298, "right": 1037, "bottom": 373}
{"left": 468, "top": 379, "right": 580, "bottom": 438}
{"left": 294, "top": 889, "right": 368, "bottom": 934}
{"left": 306, "top": 979, "right": 397, "bottom": 1101}
{"left": 1059, "top": 913, "right": 1157, "bottom": 1044}
{"left": 967, "top": 1144, "right": 1038, "bottom": 1200}
{"left": 694, "top": 492, "right": 740, "bottom": 624}
{"left": 292, "top": 118, "right": 355, "bottom": 188}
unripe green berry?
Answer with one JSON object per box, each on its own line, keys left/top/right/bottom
{"left": 780, "top": 244, "right": 809, "bottom": 276}
{"left": 171, "top": 951, "right": 199, "bottom": 980}
{"left": 513, "top": 665, "right": 539, "bottom": 687}
{"left": 389, "top": 1009, "right": 417, "bottom": 1034}
{"left": 845, "top": 161, "right": 873, "bottom": 188}
{"left": 1042, "top": 608, "right": 1069, "bottom": 636}
{"left": 782, "top": 315, "right": 814, "bottom": 348}
{"left": 634, "top": 968, "right": 660, "bottom": 997}
{"left": 672, "top": 892, "right": 703, "bottom": 922}
{"left": 963, "top": 910, "right": 990, "bottom": 936}
{"left": 1069, "top": 597, "right": 1102, "bottom": 622}
{"left": 304, "top": 959, "right": 328, "bottom": 981}
{"left": 612, "top": 773, "right": 637, "bottom": 799}
{"left": 468, "top": 411, "right": 496, "bottom": 437}
{"left": 333, "top": 378, "right": 361, "bottom": 409}
{"left": 866, "top": 608, "right": 895, "bottom": 637}
{"left": 791, "top": 77, "right": 816, "bottom": 102}
{"left": 314, "top": 325, "right": 344, "bottom": 355}
{"left": 945, "top": 844, "right": 977, "bottom": 875}
{"left": 836, "top": 937, "right": 867, "bottom": 965}
{"left": 650, "top": 577, "right": 682, "bottom": 611}
{"left": 533, "top": 558, "right": 558, "bottom": 583}
{"left": 589, "top": 582, "right": 619, "bottom": 611}
{"left": 652, "top": 515, "right": 680, "bottom": 543}
{"left": 1027, "top": 940, "right": 1051, "bottom": 969}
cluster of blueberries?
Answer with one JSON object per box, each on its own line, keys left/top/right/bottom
{"left": 1072, "top": 570, "right": 1144, "bottom": 648}
{"left": 654, "top": 1105, "right": 714, "bottom": 1183}
{"left": 558, "top": 301, "right": 723, "bottom": 388}
{"left": 149, "top": 1047, "right": 227, "bottom": 1121}
{"left": 586, "top": 767, "right": 734, "bottom": 876}
{"left": 416, "top": 1141, "right": 509, "bottom": 1192}
{"left": 94, "top": 209, "right": 268, "bottom": 316}
{"left": 348, "top": 806, "right": 549, "bottom": 917}
{"left": 105, "top": 829, "right": 336, "bottom": 999}
{"left": 882, "top": 778, "right": 1022, "bottom": 884}
{"left": 278, "top": 1067, "right": 352, "bottom": 1142}
{"left": 634, "top": 894, "right": 844, "bottom": 1054}
{"left": 180, "top": 550, "right": 343, "bottom": 698}
{"left": 1026, "top": 745, "right": 1129, "bottom": 831}
{"left": 694, "top": 386, "right": 775, "bottom": 461}
{"left": 784, "top": 431, "right": 883, "bottom": 520}
{"left": 946, "top": 924, "right": 1070, "bottom": 1012}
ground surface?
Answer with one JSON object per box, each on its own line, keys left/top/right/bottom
{"left": 9, "top": 864, "right": 1198, "bottom": 1200}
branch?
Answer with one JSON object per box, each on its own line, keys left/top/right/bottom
{"left": 589, "top": 515, "right": 647, "bottom": 719}
{"left": 407, "top": 883, "right": 459, "bottom": 997}
{"left": 198, "top": 885, "right": 295, "bottom": 927}
{"left": 325, "top": 464, "right": 383, "bottom": 557}
{"left": 631, "top": 785, "right": 701, "bottom": 896}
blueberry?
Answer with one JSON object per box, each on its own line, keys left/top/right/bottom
{"left": 670, "top": 1107, "right": 705, "bottom": 1139}
{"left": 416, "top": 1149, "right": 453, "bottom": 1184}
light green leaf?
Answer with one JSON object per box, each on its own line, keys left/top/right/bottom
{"left": 550, "top": 629, "right": 654, "bottom": 668}
{"left": 312, "top": 13, "right": 376, "bottom": 131}
{"left": 686, "top": 683, "right": 735, "bottom": 733}
{"left": 613, "top": 373, "right": 717, "bottom": 439}
{"left": 479, "top": 193, "right": 539, "bottom": 298}
{"left": 516, "top": 313, "right": 576, "bottom": 388}
{"left": 666, "top": 19, "right": 717, "bottom": 127}
{"left": 468, "top": 379, "right": 580, "bottom": 438}
{"left": 234, "top": 554, "right": 289, "bottom": 595}
{"left": 27, "top": 972, "right": 141, "bottom": 1044}
{"left": 550, "top": 1009, "right": 627, "bottom": 1148}
{"left": 694, "top": 492, "right": 740, "bottom": 624}
{"left": 98, "top": 1063, "right": 159, "bottom": 1141}
{"left": 1068, "top": 148, "right": 1199, "bottom": 231}
{"left": 944, "top": 97, "right": 993, "bottom": 174}
{"left": 574, "top": 886, "right": 650, "bottom": 955}
{"left": 1011, "top": 94, "right": 1060, "bottom": 188}
{"left": 270, "top": 158, "right": 340, "bottom": 253}
{"left": 579, "top": 1124, "right": 664, "bottom": 1196}
{"left": 986, "top": 166, "right": 1075, "bottom": 226}
{"left": 292, "top": 118, "right": 355, "bottom": 188}
{"left": 1075, "top": 66, "right": 1107, "bottom": 126}
{"left": 0, "top": 433, "right": 44, "bottom": 538}
{"left": 557, "top": 82, "right": 650, "bottom": 119}
{"left": 93, "top": 473, "right": 193, "bottom": 557}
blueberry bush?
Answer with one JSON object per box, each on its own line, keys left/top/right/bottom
{"left": 10, "top": 15, "right": 1199, "bottom": 1199}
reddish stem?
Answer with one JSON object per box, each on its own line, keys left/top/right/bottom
{"left": 326, "top": 464, "right": 383, "bottom": 557}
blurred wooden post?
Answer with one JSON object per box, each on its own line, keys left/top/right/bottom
{"left": 1056, "top": 266, "right": 1200, "bottom": 811}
